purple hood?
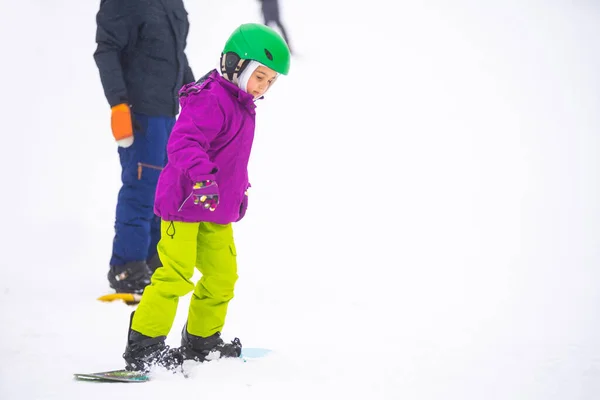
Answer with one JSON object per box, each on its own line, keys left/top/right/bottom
{"left": 154, "top": 70, "right": 256, "bottom": 223}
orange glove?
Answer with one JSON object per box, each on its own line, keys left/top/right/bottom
{"left": 111, "top": 103, "right": 134, "bottom": 148}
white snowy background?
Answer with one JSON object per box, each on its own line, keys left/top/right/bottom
{"left": 1, "top": 0, "right": 599, "bottom": 399}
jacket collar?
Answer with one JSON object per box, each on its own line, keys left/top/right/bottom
{"left": 210, "top": 70, "right": 257, "bottom": 112}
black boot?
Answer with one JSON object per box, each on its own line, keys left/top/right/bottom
{"left": 123, "top": 312, "right": 183, "bottom": 372}
{"left": 180, "top": 324, "right": 242, "bottom": 362}
{"left": 108, "top": 261, "right": 151, "bottom": 294}
{"left": 146, "top": 253, "right": 162, "bottom": 274}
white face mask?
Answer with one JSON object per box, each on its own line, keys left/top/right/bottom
{"left": 237, "top": 60, "right": 262, "bottom": 93}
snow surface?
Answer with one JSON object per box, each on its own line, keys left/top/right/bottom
{"left": 1, "top": 0, "right": 599, "bottom": 399}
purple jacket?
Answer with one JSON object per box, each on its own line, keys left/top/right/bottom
{"left": 154, "top": 70, "right": 256, "bottom": 224}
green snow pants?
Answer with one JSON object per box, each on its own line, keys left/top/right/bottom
{"left": 131, "top": 220, "right": 238, "bottom": 338}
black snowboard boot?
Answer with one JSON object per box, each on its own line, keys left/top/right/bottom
{"left": 180, "top": 324, "right": 242, "bottom": 362}
{"left": 146, "top": 253, "right": 162, "bottom": 274}
{"left": 108, "top": 261, "right": 151, "bottom": 294}
{"left": 123, "top": 312, "right": 183, "bottom": 372}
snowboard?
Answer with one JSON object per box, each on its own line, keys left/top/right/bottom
{"left": 74, "top": 369, "right": 149, "bottom": 383}
{"left": 73, "top": 348, "right": 272, "bottom": 383}
{"left": 97, "top": 293, "right": 142, "bottom": 305}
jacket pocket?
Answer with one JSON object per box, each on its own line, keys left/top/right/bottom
{"left": 137, "top": 162, "right": 164, "bottom": 180}
{"left": 177, "top": 190, "right": 195, "bottom": 212}
{"left": 164, "top": 173, "right": 194, "bottom": 216}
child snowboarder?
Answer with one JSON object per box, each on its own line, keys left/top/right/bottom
{"left": 121, "top": 23, "right": 291, "bottom": 371}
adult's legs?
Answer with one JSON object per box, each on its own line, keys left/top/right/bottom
{"left": 108, "top": 114, "right": 174, "bottom": 292}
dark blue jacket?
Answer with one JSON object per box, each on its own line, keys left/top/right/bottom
{"left": 94, "top": 0, "right": 195, "bottom": 117}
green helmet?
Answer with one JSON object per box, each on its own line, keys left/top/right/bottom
{"left": 222, "top": 23, "right": 291, "bottom": 75}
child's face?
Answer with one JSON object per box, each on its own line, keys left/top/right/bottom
{"left": 246, "top": 66, "right": 278, "bottom": 99}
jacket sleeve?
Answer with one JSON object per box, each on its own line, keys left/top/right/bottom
{"left": 181, "top": 19, "right": 195, "bottom": 84}
{"left": 167, "top": 93, "right": 224, "bottom": 182}
{"left": 183, "top": 53, "right": 195, "bottom": 84}
{"left": 93, "top": 0, "right": 132, "bottom": 107}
